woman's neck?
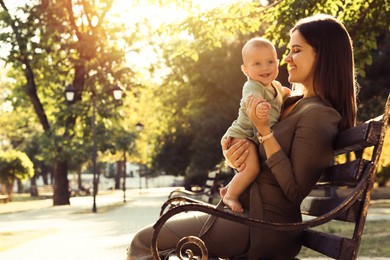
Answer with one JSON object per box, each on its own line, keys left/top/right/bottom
{"left": 303, "top": 84, "right": 315, "bottom": 98}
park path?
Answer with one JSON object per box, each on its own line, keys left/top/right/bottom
{"left": 0, "top": 188, "right": 171, "bottom": 260}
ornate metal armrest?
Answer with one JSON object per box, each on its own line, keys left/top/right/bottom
{"left": 160, "top": 196, "right": 214, "bottom": 216}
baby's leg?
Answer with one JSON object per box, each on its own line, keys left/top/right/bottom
{"left": 223, "top": 138, "right": 260, "bottom": 213}
{"left": 220, "top": 184, "right": 228, "bottom": 198}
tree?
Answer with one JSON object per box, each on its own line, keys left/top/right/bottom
{"left": 0, "top": 150, "right": 34, "bottom": 200}
{"left": 0, "top": 0, "right": 142, "bottom": 205}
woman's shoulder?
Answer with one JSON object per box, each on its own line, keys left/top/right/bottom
{"left": 295, "top": 96, "right": 341, "bottom": 124}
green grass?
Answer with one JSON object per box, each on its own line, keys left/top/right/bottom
{"left": 298, "top": 219, "right": 390, "bottom": 258}
{"left": 9, "top": 193, "right": 49, "bottom": 202}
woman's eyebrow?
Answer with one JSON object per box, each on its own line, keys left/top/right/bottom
{"left": 291, "top": 44, "right": 302, "bottom": 48}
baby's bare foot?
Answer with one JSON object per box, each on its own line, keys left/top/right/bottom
{"left": 223, "top": 197, "right": 244, "bottom": 213}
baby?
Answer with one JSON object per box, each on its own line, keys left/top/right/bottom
{"left": 221, "top": 37, "right": 290, "bottom": 212}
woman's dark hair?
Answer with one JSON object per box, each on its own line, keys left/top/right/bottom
{"left": 291, "top": 14, "right": 358, "bottom": 130}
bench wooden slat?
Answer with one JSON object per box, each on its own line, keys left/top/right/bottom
{"left": 301, "top": 196, "right": 362, "bottom": 222}
{"left": 334, "top": 120, "right": 382, "bottom": 155}
{"left": 301, "top": 229, "right": 354, "bottom": 259}
{"left": 317, "top": 159, "right": 370, "bottom": 186}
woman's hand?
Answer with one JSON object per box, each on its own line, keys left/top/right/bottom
{"left": 246, "top": 94, "right": 272, "bottom": 136}
{"left": 221, "top": 137, "right": 249, "bottom": 172}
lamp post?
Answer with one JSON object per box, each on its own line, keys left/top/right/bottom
{"left": 65, "top": 84, "right": 123, "bottom": 213}
{"left": 135, "top": 123, "right": 144, "bottom": 192}
{"left": 122, "top": 149, "right": 127, "bottom": 203}
{"left": 122, "top": 122, "right": 143, "bottom": 202}
{"left": 91, "top": 92, "right": 98, "bottom": 212}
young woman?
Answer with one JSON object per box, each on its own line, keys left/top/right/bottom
{"left": 127, "top": 14, "right": 358, "bottom": 259}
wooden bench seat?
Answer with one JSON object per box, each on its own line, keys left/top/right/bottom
{"left": 37, "top": 185, "right": 53, "bottom": 197}
{"left": 151, "top": 94, "right": 390, "bottom": 260}
{"left": 0, "top": 194, "right": 9, "bottom": 203}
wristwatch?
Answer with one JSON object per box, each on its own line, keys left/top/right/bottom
{"left": 256, "top": 131, "right": 274, "bottom": 143}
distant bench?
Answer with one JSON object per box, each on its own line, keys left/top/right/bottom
{"left": 163, "top": 169, "right": 222, "bottom": 213}
{"left": 37, "top": 185, "right": 53, "bottom": 197}
{"left": 0, "top": 194, "right": 9, "bottom": 203}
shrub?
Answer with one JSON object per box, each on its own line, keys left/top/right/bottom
{"left": 0, "top": 150, "right": 34, "bottom": 198}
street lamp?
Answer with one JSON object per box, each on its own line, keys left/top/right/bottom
{"left": 112, "top": 85, "right": 123, "bottom": 100}
{"left": 65, "top": 85, "right": 75, "bottom": 102}
{"left": 122, "top": 122, "right": 144, "bottom": 202}
{"left": 65, "top": 84, "right": 123, "bottom": 213}
{"left": 136, "top": 122, "right": 144, "bottom": 132}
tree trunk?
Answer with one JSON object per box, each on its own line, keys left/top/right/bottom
{"left": 17, "top": 179, "right": 23, "bottom": 193}
{"left": 53, "top": 160, "right": 70, "bottom": 205}
{"left": 41, "top": 163, "right": 50, "bottom": 185}
{"left": 77, "top": 168, "right": 82, "bottom": 190}
{"left": 115, "top": 161, "right": 122, "bottom": 189}
{"left": 30, "top": 176, "right": 38, "bottom": 197}
{"left": 6, "top": 179, "right": 14, "bottom": 202}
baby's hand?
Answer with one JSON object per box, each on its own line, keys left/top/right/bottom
{"left": 255, "top": 101, "right": 271, "bottom": 120}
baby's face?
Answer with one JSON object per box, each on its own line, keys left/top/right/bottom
{"left": 242, "top": 46, "right": 279, "bottom": 87}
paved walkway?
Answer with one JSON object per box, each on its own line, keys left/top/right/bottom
{"left": 0, "top": 188, "right": 389, "bottom": 260}
{"left": 0, "top": 188, "right": 172, "bottom": 260}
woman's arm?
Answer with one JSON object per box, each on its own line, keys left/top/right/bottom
{"left": 268, "top": 107, "right": 340, "bottom": 202}
{"left": 246, "top": 95, "right": 340, "bottom": 202}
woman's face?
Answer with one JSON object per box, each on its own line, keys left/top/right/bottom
{"left": 284, "top": 30, "right": 316, "bottom": 91}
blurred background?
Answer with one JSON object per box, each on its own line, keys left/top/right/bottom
{"left": 0, "top": 0, "right": 389, "bottom": 205}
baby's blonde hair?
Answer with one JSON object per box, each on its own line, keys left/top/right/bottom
{"left": 242, "top": 37, "right": 276, "bottom": 64}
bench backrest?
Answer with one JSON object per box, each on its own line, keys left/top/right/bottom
{"left": 300, "top": 94, "right": 390, "bottom": 259}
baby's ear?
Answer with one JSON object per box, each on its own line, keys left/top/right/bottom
{"left": 241, "top": 64, "right": 248, "bottom": 76}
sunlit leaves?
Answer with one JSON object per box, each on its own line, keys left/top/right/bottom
{"left": 0, "top": 150, "right": 34, "bottom": 185}
{"left": 158, "top": 0, "right": 390, "bottom": 78}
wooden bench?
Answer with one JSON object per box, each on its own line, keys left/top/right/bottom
{"left": 159, "top": 170, "right": 223, "bottom": 216}
{"left": 152, "top": 94, "right": 390, "bottom": 260}
{"left": 37, "top": 185, "right": 54, "bottom": 197}
{"left": 163, "top": 169, "right": 222, "bottom": 209}
{"left": 0, "top": 194, "right": 9, "bottom": 203}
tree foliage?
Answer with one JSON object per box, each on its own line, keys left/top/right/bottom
{"left": 150, "top": 0, "right": 390, "bottom": 181}
{"left": 0, "top": 149, "right": 34, "bottom": 198}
